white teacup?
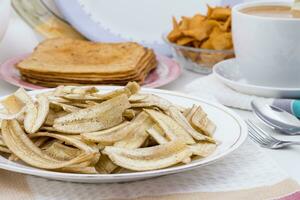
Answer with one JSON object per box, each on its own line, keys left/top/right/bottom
{"left": 232, "top": 1, "right": 300, "bottom": 88}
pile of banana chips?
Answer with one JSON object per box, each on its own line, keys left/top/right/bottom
{"left": 0, "top": 82, "right": 217, "bottom": 174}
{"left": 16, "top": 38, "right": 157, "bottom": 87}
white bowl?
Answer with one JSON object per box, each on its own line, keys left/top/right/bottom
{"left": 0, "top": 0, "right": 11, "bottom": 42}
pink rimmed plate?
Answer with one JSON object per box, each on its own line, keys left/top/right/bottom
{"left": 0, "top": 54, "right": 181, "bottom": 90}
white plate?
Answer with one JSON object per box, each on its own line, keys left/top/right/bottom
{"left": 54, "top": 0, "right": 222, "bottom": 55}
{"left": 0, "top": 87, "right": 247, "bottom": 183}
{"left": 213, "top": 59, "right": 300, "bottom": 98}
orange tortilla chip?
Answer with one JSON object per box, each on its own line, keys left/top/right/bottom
{"left": 208, "top": 7, "right": 231, "bottom": 21}
{"left": 211, "top": 32, "right": 233, "bottom": 50}
{"left": 176, "top": 37, "right": 195, "bottom": 46}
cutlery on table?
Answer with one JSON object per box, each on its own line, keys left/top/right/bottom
{"left": 251, "top": 100, "right": 300, "bottom": 135}
{"left": 247, "top": 120, "right": 300, "bottom": 149}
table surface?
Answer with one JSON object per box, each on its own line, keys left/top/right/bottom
{"left": 1, "top": 12, "right": 300, "bottom": 183}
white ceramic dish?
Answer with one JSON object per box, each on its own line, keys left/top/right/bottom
{"left": 0, "top": 86, "right": 247, "bottom": 183}
{"left": 213, "top": 59, "right": 300, "bottom": 98}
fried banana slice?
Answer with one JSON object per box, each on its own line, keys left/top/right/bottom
{"left": 114, "top": 112, "right": 153, "bottom": 148}
{"left": 30, "top": 132, "right": 97, "bottom": 154}
{"left": 0, "top": 107, "right": 26, "bottom": 120}
{"left": 30, "top": 132, "right": 100, "bottom": 164}
{"left": 43, "top": 142, "right": 81, "bottom": 161}
{"left": 14, "top": 88, "right": 49, "bottom": 133}
{"left": 81, "top": 121, "right": 130, "bottom": 144}
{"left": 53, "top": 94, "right": 130, "bottom": 134}
{"left": 62, "top": 82, "right": 139, "bottom": 102}
{"left": 50, "top": 101, "right": 80, "bottom": 113}
{"left": 188, "top": 142, "right": 217, "bottom": 157}
{"left": 96, "top": 112, "right": 153, "bottom": 173}
{"left": 103, "top": 139, "right": 192, "bottom": 171}
{"left": 0, "top": 94, "right": 25, "bottom": 114}
{"left": 53, "top": 86, "right": 98, "bottom": 96}
{"left": 191, "top": 106, "right": 216, "bottom": 136}
{"left": 129, "top": 94, "right": 172, "bottom": 111}
{"left": 147, "top": 124, "right": 169, "bottom": 144}
{"left": 144, "top": 109, "right": 195, "bottom": 144}
{"left": 2, "top": 120, "right": 95, "bottom": 169}
{"left": 167, "top": 106, "right": 214, "bottom": 143}
{"left": 0, "top": 146, "right": 11, "bottom": 153}
{"left": 82, "top": 111, "right": 152, "bottom": 144}
{"left": 95, "top": 154, "right": 119, "bottom": 174}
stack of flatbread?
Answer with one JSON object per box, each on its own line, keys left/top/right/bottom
{"left": 16, "top": 38, "right": 157, "bottom": 87}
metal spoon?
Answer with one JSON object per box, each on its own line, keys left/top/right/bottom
{"left": 251, "top": 100, "right": 300, "bottom": 135}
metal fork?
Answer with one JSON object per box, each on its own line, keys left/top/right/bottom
{"left": 246, "top": 120, "right": 300, "bottom": 149}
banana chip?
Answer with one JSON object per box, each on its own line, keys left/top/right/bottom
{"left": 2, "top": 120, "right": 95, "bottom": 169}
{"left": 14, "top": 88, "right": 49, "bottom": 134}
{"left": 43, "top": 142, "right": 81, "bottom": 161}
{"left": 191, "top": 106, "right": 216, "bottom": 136}
{"left": 145, "top": 109, "right": 195, "bottom": 144}
{"left": 147, "top": 125, "right": 168, "bottom": 144}
{"left": 103, "top": 139, "right": 192, "bottom": 171}
{"left": 53, "top": 94, "right": 130, "bottom": 134}
{"left": 167, "top": 106, "right": 215, "bottom": 143}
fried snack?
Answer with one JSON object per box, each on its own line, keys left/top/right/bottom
{"left": 103, "top": 139, "right": 192, "bottom": 171}
{"left": 16, "top": 38, "right": 157, "bottom": 87}
{"left": 0, "top": 82, "right": 218, "bottom": 174}
{"left": 167, "top": 5, "right": 234, "bottom": 67}
{"left": 168, "top": 6, "right": 232, "bottom": 49}
{"left": 145, "top": 109, "right": 195, "bottom": 144}
{"left": 53, "top": 94, "right": 131, "bottom": 134}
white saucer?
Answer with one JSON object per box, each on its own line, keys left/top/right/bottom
{"left": 213, "top": 59, "right": 300, "bottom": 98}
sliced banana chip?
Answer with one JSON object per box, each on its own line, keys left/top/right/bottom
{"left": 129, "top": 94, "right": 172, "bottom": 111}
{"left": 30, "top": 132, "right": 97, "bottom": 154}
{"left": 13, "top": 88, "right": 49, "bottom": 134}
{"left": 54, "top": 86, "right": 98, "bottom": 96}
{"left": 44, "top": 142, "right": 81, "bottom": 161}
{"left": 103, "top": 139, "right": 192, "bottom": 171}
{"left": 145, "top": 109, "right": 195, "bottom": 144}
{"left": 53, "top": 94, "right": 130, "bottom": 134}
{"left": 167, "top": 106, "right": 214, "bottom": 143}
{"left": 95, "top": 154, "right": 119, "bottom": 174}
{"left": 191, "top": 106, "right": 216, "bottom": 136}
{"left": 2, "top": 120, "right": 95, "bottom": 169}
{"left": 0, "top": 146, "right": 11, "bottom": 153}
{"left": 147, "top": 125, "right": 169, "bottom": 144}
{"left": 81, "top": 121, "right": 130, "bottom": 144}
{"left": 114, "top": 112, "right": 153, "bottom": 148}
{"left": 0, "top": 94, "right": 25, "bottom": 114}
{"left": 62, "top": 82, "right": 139, "bottom": 102}
{"left": 188, "top": 142, "right": 217, "bottom": 157}
{"left": 50, "top": 101, "right": 80, "bottom": 113}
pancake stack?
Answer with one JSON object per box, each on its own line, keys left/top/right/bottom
{"left": 16, "top": 38, "right": 157, "bottom": 87}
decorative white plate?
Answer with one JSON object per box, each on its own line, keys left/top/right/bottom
{"left": 0, "top": 87, "right": 247, "bottom": 183}
{"left": 213, "top": 59, "right": 300, "bottom": 98}
{"left": 54, "top": 0, "right": 223, "bottom": 55}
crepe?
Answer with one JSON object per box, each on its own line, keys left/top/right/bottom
{"left": 16, "top": 38, "right": 157, "bottom": 87}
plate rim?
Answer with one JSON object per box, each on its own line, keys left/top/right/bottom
{"left": 213, "top": 58, "right": 300, "bottom": 92}
{"left": 0, "top": 54, "right": 181, "bottom": 90}
{"left": 0, "top": 86, "right": 248, "bottom": 181}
